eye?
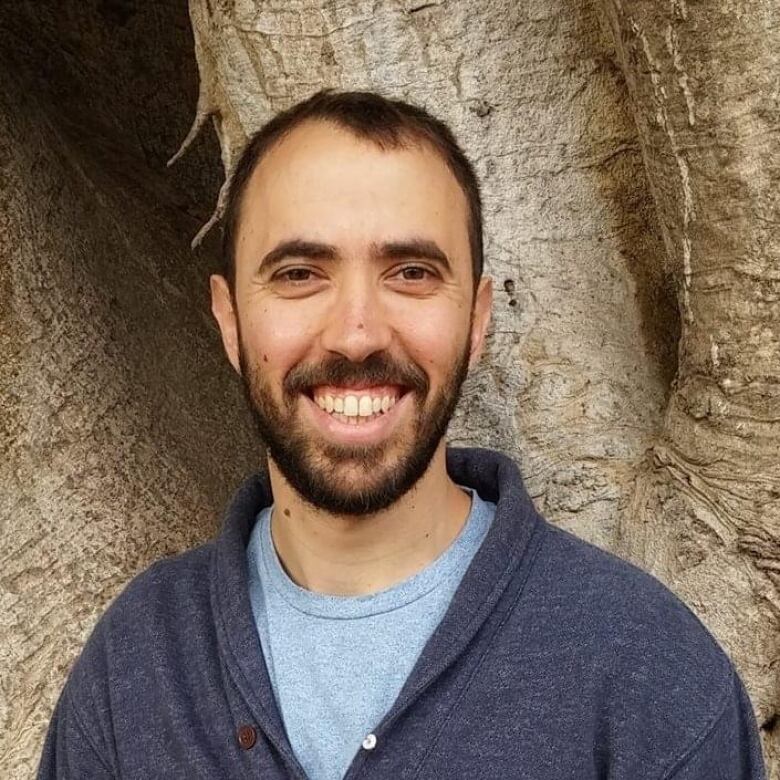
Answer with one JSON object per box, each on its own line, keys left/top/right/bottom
{"left": 274, "top": 267, "right": 316, "bottom": 284}
{"left": 396, "top": 265, "right": 434, "bottom": 281}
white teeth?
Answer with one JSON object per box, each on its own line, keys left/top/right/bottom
{"left": 343, "top": 395, "right": 359, "bottom": 416}
{"left": 313, "top": 390, "right": 401, "bottom": 418}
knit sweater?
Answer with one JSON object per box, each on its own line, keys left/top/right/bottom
{"left": 38, "top": 446, "right": 767, "bottom": 779}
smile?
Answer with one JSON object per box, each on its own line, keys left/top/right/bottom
{"left": 301, "top": 385, "right": 413, "bottom": 444}
{"left": 310, "top": 385, "right": 402, "bottom": 423}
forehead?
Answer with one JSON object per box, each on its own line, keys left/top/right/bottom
{"left": 235, "top": 120, "right": 471, "bottom": 266}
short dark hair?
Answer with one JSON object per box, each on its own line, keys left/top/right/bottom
{"left": 220, "top": 89, "right": 483, "bottom": 295}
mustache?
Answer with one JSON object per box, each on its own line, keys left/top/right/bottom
{"left": 284, "top": 353, "right": 429, "bottom": 396}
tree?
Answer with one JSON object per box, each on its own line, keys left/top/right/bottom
{"left": 1, "top": 1, "right": 776, "bottom": 776}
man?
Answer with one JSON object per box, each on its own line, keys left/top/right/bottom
{"left": 39, "top": 90, "right": 766, "bottom": 779}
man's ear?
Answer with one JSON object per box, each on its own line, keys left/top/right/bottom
{"left": 468, "top": 275, "right": 493, "bottom": 370}
{"left": 210, "top": 274, "right": 242, "bottom": 376}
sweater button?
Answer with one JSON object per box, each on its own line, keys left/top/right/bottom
{"left": 362, "top": 733, "right": 377, "bottom": 750}
{"left": 237, "top": 724, "right": 257, "bottom": 750}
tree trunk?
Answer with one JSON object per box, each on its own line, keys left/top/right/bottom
{"left": 600, "top": 1, "right": 780, "bottom": 767}
{"left": 1, "top": 0, "right": 776, "bottom": 776}
{"left": 0, "top": 4, "right": 259, "bottom": 777}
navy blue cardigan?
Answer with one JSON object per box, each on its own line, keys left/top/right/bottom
{"left": 39, "top": 447, "right": 767, "bottom": 778}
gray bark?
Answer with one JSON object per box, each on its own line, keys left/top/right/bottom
{"left": 0, "top": 4, "right": 259, "bottom": 777}
{"left": 601, "top": 1, "right": 780, "bottom": 768}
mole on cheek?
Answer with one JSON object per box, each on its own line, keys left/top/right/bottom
{"left": 283, "top": 508, "right": 290, "bottom": 517}
{"left": 263, "top": 354, "right": 268, "bottom": 362}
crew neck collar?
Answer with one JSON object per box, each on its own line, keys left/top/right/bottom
{"left": 253, "top": 485, "right": 493, "bottom": 619}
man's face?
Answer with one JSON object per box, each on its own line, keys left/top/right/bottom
{"left": 211, "top": 120, "right": 492, "bottom": 515}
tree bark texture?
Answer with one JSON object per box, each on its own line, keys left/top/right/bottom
{"left": 601, "top": 0, "right": 779, "bottom": 767}
{"left": 0, "top": 0, "right": 776, "bottom": 776}
{"left": 0, "top": 4, "right": 260, "bottom": 777}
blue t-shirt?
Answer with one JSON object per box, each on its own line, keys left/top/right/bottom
{"left": 246, "top": 486, "right": 496, "bottom": 780}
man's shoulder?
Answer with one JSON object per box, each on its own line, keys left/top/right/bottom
{"left": 534, "top": 522, "right": 727, "bottom": 662}
{"left": 516, "top": 520, "right": 739, "bottom": 759}
{"left": 61, "top": 541, "right": 219, "bottom": 724}
{"left": 75, "top": 540, "right": 217, "bottom": 668}
{"left": 105, "top": 541, "right": 216, "bottom": 628}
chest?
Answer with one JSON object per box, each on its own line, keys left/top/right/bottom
{"left": 109, "top": 641, "right": 644, "bottom": 780}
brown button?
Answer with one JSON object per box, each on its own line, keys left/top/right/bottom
{"left": 237, "top": 724, "right": 257, "bottom": 750}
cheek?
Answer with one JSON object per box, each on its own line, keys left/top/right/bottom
{"left": 391, "top": 302, "right": 469, "bottom": 372}
{"left": 242, "top": 305, "right": 316, "bottom": 375}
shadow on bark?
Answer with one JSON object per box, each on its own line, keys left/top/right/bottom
{"left": 0, "top": 3, "right": 259, "bottom": 777}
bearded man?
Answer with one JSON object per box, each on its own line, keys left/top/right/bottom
{"left": 39, "top": 90, "right": 766, "bottom": 779}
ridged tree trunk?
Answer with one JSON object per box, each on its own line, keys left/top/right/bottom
{"left": 0, "top": 4, "right": 259, "bottom": 777}
{"left": 1, "top": 1, "right": 776, "bottom": 776}
{"left": 601, "top": 0, "right": 780, "bottom": 769}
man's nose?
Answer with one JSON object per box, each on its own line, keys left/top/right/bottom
{"left": 319, "top": 278, "right": 393, "bottom": 362}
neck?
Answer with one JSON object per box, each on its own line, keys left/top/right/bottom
{"left": 266, "top": 442, "right": 473, "bottom": 596}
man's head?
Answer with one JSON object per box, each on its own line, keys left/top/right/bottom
{"left": 210, "top": 90, "right": 492, "bottom": 515}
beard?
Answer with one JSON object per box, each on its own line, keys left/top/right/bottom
{"left": 236, "top": 327, "right": 472, "bottom": 516}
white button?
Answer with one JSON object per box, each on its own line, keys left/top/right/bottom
{"left": 362, "top": 733, "right": 377, "bottom": 750}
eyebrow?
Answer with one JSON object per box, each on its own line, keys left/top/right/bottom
{"left": 256, "top": 237, "right": 453, "bottom": 275}
{"left": 257, "top": 239, "right": 337, "bottom": 273}
{"left": 377, "top": 239, "right": 452, "bottom": 273}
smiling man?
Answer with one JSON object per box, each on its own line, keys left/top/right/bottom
{"left": 39, "top": 91, "right": 766, "bottom": 779}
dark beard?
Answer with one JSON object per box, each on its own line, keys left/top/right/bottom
{"left": 236, "top": 336, "right": 471, "bottom": 516}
